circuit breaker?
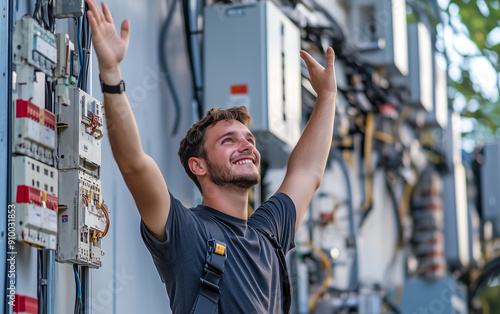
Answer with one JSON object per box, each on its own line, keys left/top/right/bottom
{"left": 56, "top": 170, "right": 107, "bottom": 268}
{"left": 204, "top": 1, "right": 302, "bottom": 168}
{"left": 11, "top": 156, "right": 58, "bottom": 250}
{"left": 54, "top": 34, "right": 78, "bottom": 106}
{"left": 13, "top": 99, "right": 56, "bottom": 166}
{"left": 57, "top": 87, "right": 103, "bottom": 175}
{"left": 347, "top": 0, "right": 408, "bottom": 76}
{"left": 13, "top": 16, "right": 57, "bottom": 83}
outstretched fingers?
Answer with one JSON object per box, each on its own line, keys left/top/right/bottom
{"left": 85, "top": 0, "right": 103, "bottom": 23}
{"left": 300, "top": 50, "right": 323, "bottom": 72}
{"left": 120, "top": 19, "right": 130, "bottom": 42}
{"left": 325, "top": 47, "right": 335, "bottom": 72}
{"left": 101, "top": 2, "right": 114, "bottom": 24}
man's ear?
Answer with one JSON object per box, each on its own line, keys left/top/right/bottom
{"left": 188, "top": 157, "right": 207, "bottom": 176}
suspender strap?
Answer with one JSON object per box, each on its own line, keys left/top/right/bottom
{"left": 191, "top": 213, "right": 227, "bottom": 314}
{"left": 256, "top": 227, "right": 293, "bottom": 314}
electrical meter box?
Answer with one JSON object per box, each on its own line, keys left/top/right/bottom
{"left": 204, "top": 2, "right": 301, "bottom": 168}
{"left": 57, "top": 87, "right": 103, "bottom": 175}
{"left": 393, "top": 22, "right": 432, "bottom": 111}
{"left": 480, "top": 142, "right": 500, "bottom": 237}
{"left": 348, "top": 0, "right": 408, "bottom": 76}
{"left": 57, "top": 169, "right": 106, "bottom": 268}
{"left": 442, "top": 113, "right": 469, "bottom": 269}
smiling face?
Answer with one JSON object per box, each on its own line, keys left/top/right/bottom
{"left": 202, "top": 119, "right": 261, "bottom": 191}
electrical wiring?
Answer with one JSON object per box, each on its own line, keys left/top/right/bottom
{"left": 73, "top": 264, "right": 82, "bottom": 314}
{"left": 77, "top": 4, "right": 92, "bottom": 91}
{"left": 90, "top": 114, "right": 99, "bottom": 135}
{"left": 97, "top": 202, "right": 110, "bottom": 238}
{"left": 159, "top": 0, "right": 182, "bottom": 135}
{"left": 82, "top": 194, "right": 89, "bottom": 207}
{"left": 33, "top": 0, "right": 54, "bottom": 31}
{"left": 83, "top": 112, "right": 94, "bottom": 129}
{"left": 181, "top": 0, "right": 204, "bottom": 120}
{"left": 307, "top": 242, "right": 333, "bottom": 313}
{"left": 359, "top": 112, "right": 375, "bottom": 227}
{"left": 38, "top": 250, "right": 45, "bottom": 314}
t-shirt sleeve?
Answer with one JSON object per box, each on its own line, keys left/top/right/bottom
{"left": 140, "top": 192, "right": 202, "bottom": 265}
{"left": 249, "top": 193, "right": 296, "bottom": 253}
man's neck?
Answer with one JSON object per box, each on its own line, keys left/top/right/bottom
{"left": 201, "top": 185, "right": 250, "bottom": 220}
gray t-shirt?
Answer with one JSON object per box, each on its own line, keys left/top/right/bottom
{"left": 140, "top": 192, "right": 296, "bottom": 314}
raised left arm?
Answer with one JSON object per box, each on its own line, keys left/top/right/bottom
{"left": 276, "top": 47, "right": 337, "bottom": 232}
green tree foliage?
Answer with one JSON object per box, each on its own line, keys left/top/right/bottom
{"left": 411, "top": 0, "right": 500, "bottom": 144}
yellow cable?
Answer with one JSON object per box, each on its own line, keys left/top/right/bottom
{"left": 361, "top": 112, "right": 375, "bottom": 212}
{"left": 308, "top": 242, "right": 332, "bottom": 313}
{"left": 373, "top": 131, "right": 394, "bottom": 144}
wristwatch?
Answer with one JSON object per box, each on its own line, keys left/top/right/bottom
{"left": 100, "top": 76, "right": 126, "bottom": 94}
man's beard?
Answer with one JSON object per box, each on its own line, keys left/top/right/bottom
{"left": 205, "top": 157, "right": 261, "bottom": 191}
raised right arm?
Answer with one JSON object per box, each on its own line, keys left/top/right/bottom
{"left": 86, "top": 0, "right": 170, "bottom": 241}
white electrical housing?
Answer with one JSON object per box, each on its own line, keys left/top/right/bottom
{"left": 57, "top": 87, "right": 103, "bottom": 174}
{"left": 393, "top": 22, "right": 433, "bottom": 111}
{"left": 57, "top": 169, "right": 107, "bottom": 268}
{"left": 348, "top": 0, "right": 408, "bottom": 76}
{"left": 12, "top": 156, "right": 58, "bottom": 250}
{"left": 13, "top": 99, "right": 56, "bottom": 166}
{"left": 204, "top": 2, "right": 302, "bottom": 168}
{"left": 432, "top": 58, "right": 448, "bottom": 128}
{"left": 55, "top": 34, "right": 78, "bottom": 106}
{"left": 13, "top": 16, "right": 57, "bottom": 83}
{"left": 442, "top": 113, "right": 469, "bottom": 269}
{"left": 53, "top": 0, "right": 84, "bottom": 18}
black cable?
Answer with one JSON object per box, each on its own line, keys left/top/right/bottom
{"left": 382, "top": 295, "right": 402, "bottom": 314}
{"left": 468, "top": 255, "right": 500, "bottom": 312}
{"left": 181, "top": 0, "right": 204, "bottom": 120}
{"left": 73, "top": 264, "right": 82, "bottom": 314}
{"left": 159, "top": 0, "right": 182, "bottom": 135}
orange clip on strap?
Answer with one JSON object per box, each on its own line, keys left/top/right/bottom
{"left": 214, "top": 243, "right": 226, "bottom": 256}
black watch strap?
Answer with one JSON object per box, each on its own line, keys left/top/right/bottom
{"left": 100, "top": 76, "right": 126, "bottom": 94}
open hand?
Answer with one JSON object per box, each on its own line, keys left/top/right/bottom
{"left": 86, "top": 0, "right": 130, "bottom": 81}
{"left": 300, "top": 47, "right": 337, "bottom": 98}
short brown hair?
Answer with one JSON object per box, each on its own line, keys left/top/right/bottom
{"left": 178, "top": 106, "right": 253, "bottom": 192}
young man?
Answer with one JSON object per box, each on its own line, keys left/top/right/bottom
{"left": 86, "top": 0, "right": 337, "bottom": 312}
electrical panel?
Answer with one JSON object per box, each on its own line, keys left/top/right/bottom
{"left": 347, "top": 0, "right": 408, "bottom": 76}
{"left": 13, "top": 16, "right": 57, "bottom": 83}
{"left": 480, "top": 142, "right": 500, "bottom": 237}
{"left": 57, "top": 87, "right": 103, "bottom": 175}
{"left": 56, "top": 86, "right": 106, "bottom": 268}
{"left": 56, "top": 170, "right": 107, "bottom": 268}
{"left": 11, "top": 156, "right": 58, "bottom": 250}
{"left": 204, "top": 1, "right": 302, "bottom": 168}
{"left": 442, "top": 113, "right": 469, "bottom": 268}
